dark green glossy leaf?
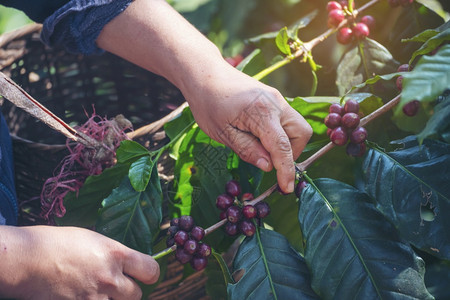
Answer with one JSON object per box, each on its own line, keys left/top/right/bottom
{"left": 417, "top": 93, "right": 450, "bottom": 143}
{"left": 205, "top": 250, "right": 232, "bottom": 300}
{"left": 56, "top": 163, "right": 129, "bottom": 227}
{"left": 407, "top": 21, "right": 450, "bottom": 64}
{"left": 164, "top": 107, "right": 195, "bottom": 141}
{"left": 116, "top": 140, "right": 150, "bottom": 163}
{"left": 362, "top": 137, "right": 450, "bottom": 260}
{"left": 236, "top": 48, "right": 267, "bottom": 77}
{"left": 336, "top": 38, "right": 399, "bottom": 96}
{"left": 298, "top": 178, "right": 433, "bottom": 299}
{"left": 228, "top": 228, "right": 319, "bottom": 300}
{"left": 128, "top": 155, "right": 153, "bottom": 192}
{"left": 394, "top": 44, "right": 450, "bottom": 119}
{"left": 96, "top": 165, "right": 162, "bottom": 254}
{"left": 275, "top": 27, "right": 291, "bottom": 55}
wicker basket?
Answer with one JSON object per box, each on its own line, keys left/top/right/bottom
{"left": 0, "top": 24, "right": 210, "bottom": 299}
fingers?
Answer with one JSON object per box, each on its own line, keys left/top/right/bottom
{"left": 281, "top": 105, "right": 313, "bottom": 161}
{"left": 122, "top": 250, "right": 160, "bottom": 285}
{"left": 107, "top": 275, "right": 143, "bottom": 300}
{"left": 218, "top": 125, "right": 273, "bottom": 172}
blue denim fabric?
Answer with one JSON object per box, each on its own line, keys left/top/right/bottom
{"left": 41, "top": 0, "right": 133, "bottom": 55}
{"left": 0, "top": 111, "right": 18, "bottom": 225}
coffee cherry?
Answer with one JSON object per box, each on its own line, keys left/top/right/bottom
{"left": 167, "top": 225, "right": 179, "bottom": 237}
{"left": 226, "top": 180, "right": 241, "bottom": 197}
{"left": 170, "top": 218, "right": 180, "bottom": 227}
{"left": 198, "top": 243, "right": 212, "bottom": 257}
{"left": 216, "top": 194, "right": 234, "bottom": 211}
{"left": 179, "top": 215, "right": 194, "bottom": 232}
{"left": 353, "top": 23, "right": 370, "bottom": 40}
{"left": 325, "top": 113, "right": 342, "bottom": 129}
{"left": 327, "top": 128, "right": 333, "bottom": 137}
{"left": 396, "top": 76, "right": 403, "bottom": 91}
{"left": 190, "top": 226, "right": 205, "bottom": 241}
{"left": 361, "top": 15, "right": 376, "bottom": 30}
{"left": 295, "top": 180, "right": 308, "bottom": 198}
{"left": 166, "top": 237, "right": 175, "bottom": 247}
{"left": 346, "top": 142, "right": 367, "bottom": 157}
{"left": 219, "top": 211, "right": 227, "bottom": 220}
{"left": 255, "top": 201, "right": 271, "bottom": 218}
{"left": 242, "top": 205, "right": 257, "bottom": 219}
{"left": 330, "top": 127, "right": 349, "bottom": 146}
{"left": 175, "top": 248, "right": 193, "bottom": 264}
{"left": 327, "top": 1, "right": 342, "bottom": 11}
{"left": 227, "top": 206, "right": 242, "bottom": 223}
{"left": 341, "top": 112, "right": 360, "bottom": 129}
{"left": 329, "top": 103, "right": 345, "bottom": 115}
{"left": 397, "top": 64, "right": 410, "bottom": 72}
{"left": 350, "top": 127, "right": 368, "bottom": 143}
{"left": 184, "top": 239, "right": 199, "bottom": 255}
{"left": 191, "top": 256, "right": 208, "bottom": 271}
{"left": 225, "top": 222, "right": 239, "bottom": 236}
{"left": 174, "top": 230, "right": 189, "bottom": 246}
{"left": 402, "top": 100, "right": 420, "bottom": 116}
{"left": 328, "top": 9, "right": 346, "bottom": 28}
{"left": 240, "top": 220, "right": 256, "bottom": 237}
{"left": 241, "top": 193, "right": 254, "bottom": 201}
{"left": 337, "top": 27, "right": 354, "bottom": 45}
{"left": 344, "top": 99, "right": 359, "bottom": 113}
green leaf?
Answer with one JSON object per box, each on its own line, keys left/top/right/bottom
{"left": 236, "top": 49, "right": 267, "bottom": 77}
{"left": 394, "top": 44, "right": 450, "bottom": 118}
{"left": 336, "top": 38, "right": 399, "bottom": 96}
{"left": 96, "top": 165, "right": 162, "bottom": 254}
{"left": 205, "top": 250, "right": 233, "bottom": 300}
{"left": 415, "top": 0, "right": 450, "bottom": 21}
{"left": 298, "top": 178, "right": 433, "bottom": 299}
{"left": 408, "top": 22, "right": 450, "bottom": 64}
{"left": 227, "top": 228, "right": 319, "bottom": 300}
{"left": 128, "top": 155, "right": 153, "bottom": 192}
{"left": 275, "top": 27, "right": 291, "bottom": 56}
{"left": 362, "top": 137, "right": 450, "bottom": 260}
{"left": 56, "top": 163, "right": 129, "bottom": 227}
{"left": 164, "top": 107, "right": 195, "bottom": 141}
{"left": 417, "top": 93, "right": 450, "bottom": 143}
{"left": 116, "top": 140, "right": 150, "bottom": 163}
{"left": 402, "top": 21, "right": 450, "bottom": 43}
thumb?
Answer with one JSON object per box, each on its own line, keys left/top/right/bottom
{"left": 122, "top": 250, "right": 160, "bottom": 285}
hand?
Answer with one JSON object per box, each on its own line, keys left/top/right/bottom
{"left": 185, "top": 64, "right": 312, "bottom": 193}
{"left": 0, "top": 226, "right": 159, "bottom": 299}
{"left": 97, "top": 0, "right": 312, "bottom": 193}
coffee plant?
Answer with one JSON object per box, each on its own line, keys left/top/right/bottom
{"left": 51, "top": 0, "right": 449, "bottom": 299}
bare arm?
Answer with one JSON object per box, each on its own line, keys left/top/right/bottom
{"left": 96, "top": 0, "right": 312, "bottom": 193}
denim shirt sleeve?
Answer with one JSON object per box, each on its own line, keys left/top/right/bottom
{"left": 40, "top": 0, "right": 133, "bottom": 55}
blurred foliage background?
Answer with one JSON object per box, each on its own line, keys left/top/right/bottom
{"left": 1, "top": 0, "right": 448, "bottom": 98}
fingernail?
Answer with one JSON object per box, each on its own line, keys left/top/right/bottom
{"left": 287, "top": 181, "right": 294, "bottom": 193}
{"left": 256, "top": 158, "right": 269, "bottom": 170}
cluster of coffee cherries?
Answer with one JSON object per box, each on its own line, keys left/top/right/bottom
{"left": 166, "top": 216, "right": 211, "bottom": 271}
{"left": 325, "top": 99, "right": 368, "bottom": 157}
{"left": 395, "top": 63, "right": 421, "bottom": 117}
{"left": 388, "top": 0, "right": 414, "bottom": 7}
{"left": 216, "top": 180, "right": 271, "bottom": 237}
{"left": 326, "top": 1, "right": 375, "bottom": 45}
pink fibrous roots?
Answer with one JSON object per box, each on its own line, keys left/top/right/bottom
{"left": 40, "top": 112, "right": 132, "bottom": 222}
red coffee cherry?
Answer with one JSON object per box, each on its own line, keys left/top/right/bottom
{"left": 329, "top": 103, "right": 345, "bottom": 115}
{"left": 295, "top": 180, "right": 308, "bottom": 198}
{"left": 325, "top": 113, "right": 342, "bottom": 129}
{"left": 190, "top": 226, "right": 205, "bottom": 241}
{"left": 327, "top": 1, "right": 342, "bottom": 11}
{"left": 174, "top": 230, "right": 189, "bottom": 246}
{"left": 402, "top": 100, "right": 420, "bottom": 117}
{"left": 225, "top": 180, "right": 241, "bottom": 197}
{"left": 328, "top": 9, "right": 346, "bottom": 28}
{"left": 341, "top": 112, "right": 360, "bottom": 130}
{"left": 360, "top": 15, "right": 376, "bottom": 30}
{"left": 353, "top": 22, "right": 370, "bottom": 40}
{"left": 175, "top": 248, "right": 193, "bottom": 265}
{"left": 226, "top": 206, "right": 242, "bottom": 224}
{"left": 241, "top": 193, "right": 254, "bottom": 201}
{"left": 179, "top": 215, "right": 195, "bottom": 232}
{"left": 396, "top": 76, "right": 403, "bottom": 91}
{"left": 337, "top": 27, "right": 354, "bottom": 45}
{"left": 216, "top": 194, "right": 234, "bottom": 211}
{"left": 242, "top": 205, "right": 257, "bottom": 219}
{"left": 255, "top": 201, "right": 271, "bottom": 218}
{"left": 198, "top": 243, "right": 212, "bottom": 257}
{"left": 397, "top": 64, "right": 410, "bottom": 72}
{"left": 330, "top": 127, "right": 349, "bottom": 146}
{"left": 346, "top": 142, "right": 367, "bottom": 157}
{"left": 225, "top": 222, "right": 239, "bottom": 236}
{"left": 350, "top": 127, "right": 368, "bottom": 144}
{"left": 184, "top": 239, "right": 199, "bottom": 255}
{"left": 190, "top": 256, "right": 208, "bottom": 271}
{"left": 344, "top": 99, "right": 360, "bottom": 113}
{"left": 239, "top": 220, "right": 256, "bottom": 237}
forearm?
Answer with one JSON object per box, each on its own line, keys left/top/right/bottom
{"left": 96, "top": 0, "right": 228, "bottom": 99}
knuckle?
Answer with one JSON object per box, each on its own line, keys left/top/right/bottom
{"left": 275, "top": 133, "right": 292, "bottom": 154}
